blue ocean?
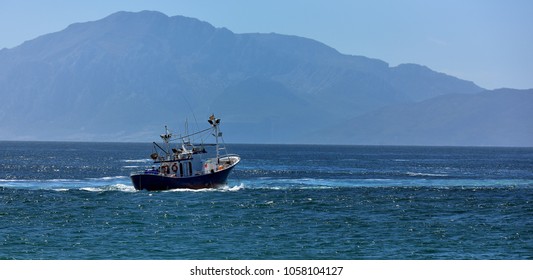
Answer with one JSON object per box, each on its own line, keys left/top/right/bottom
{"left": 0, "top": 141, "right": 532, "bottom": 259}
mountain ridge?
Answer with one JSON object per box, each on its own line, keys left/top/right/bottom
{"left": 313, "top": 88, "right": 533, "bottom": 146}
{"left": 1, "top": 10, "right": 530, "bottom": 146}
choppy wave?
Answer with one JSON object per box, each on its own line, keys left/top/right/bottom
{"left": 2, "top": 142, "right": 532, "bottom": 260}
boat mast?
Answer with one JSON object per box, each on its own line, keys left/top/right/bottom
{"left": 208, "top": 114, "right": 221, "bottom": 160}
{"left": 160, "top": 125, "right": 172, "bottom": 159}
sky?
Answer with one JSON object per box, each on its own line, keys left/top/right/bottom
{"left": 1, "top": 0, "right": 532, "bottom": 90}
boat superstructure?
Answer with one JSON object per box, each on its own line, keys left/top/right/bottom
{"left": 130, "top": 115, "right": 240, "bottom": 191}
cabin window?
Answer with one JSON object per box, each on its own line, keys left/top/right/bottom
{"left": 179, "top": 163, "right": 184, "bottom": 177}
{"left": 188, "top": 162, "right": 193, "bottom": 176}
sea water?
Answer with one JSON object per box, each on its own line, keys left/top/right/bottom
{"left": 0, "top": 142, "right": 532, "bottom": 259}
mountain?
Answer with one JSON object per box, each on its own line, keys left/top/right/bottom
{"left": 314, "top": 88, "right": 533, "bottom": 146}
{"left": 1, "top": 10, "right": 529, "bottom": 146}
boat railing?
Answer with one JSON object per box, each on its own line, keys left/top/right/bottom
{"left": 219, "top": 153, "right": 240, "bottom": 158}
{"left": 218, "top": 154, "right": 240, "bottom": 166}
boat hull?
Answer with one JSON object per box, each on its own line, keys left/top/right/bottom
{"left": 130, "top": 164, "right": 236, "bottom": 191}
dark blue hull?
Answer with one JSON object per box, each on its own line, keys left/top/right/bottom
{"left": 130, "top": 165, "right": 235, "bottom": 191}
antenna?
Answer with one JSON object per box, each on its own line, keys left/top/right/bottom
{"left": 184, "top": 118, "right": 190, "bottom": 145}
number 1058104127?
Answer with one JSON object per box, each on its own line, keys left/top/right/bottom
{"left": 283, "top": 266, "right": 343, "bottom": 276}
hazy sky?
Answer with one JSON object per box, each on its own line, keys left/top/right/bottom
{"left": 1, "top": 0, "right": 532, "bottom": 89}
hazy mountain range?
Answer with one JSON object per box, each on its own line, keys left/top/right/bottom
{"left": 0, "top": 11, "right": 531, "bottom": 146}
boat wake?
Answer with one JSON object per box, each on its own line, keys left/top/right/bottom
{"left": 165, "top": 183, "right": 245, "bottom": 192}
{"left": 0, "top": 178, "right": 247, "bottom": 193}
{"left": 237, "top": 178, "right": 533, "bottom": 190}
{"left": 3, "top": 177, "right": 530, "bottom": 193}
{"left": 78, "top": 184, "right": 136, "bottom": 192}
{"left": 0, "top": 176, "right": 131, "bottom": 191}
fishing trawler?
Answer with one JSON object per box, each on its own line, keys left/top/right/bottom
{"left": 130, "top": 115, "right": 240, "bottom": 191}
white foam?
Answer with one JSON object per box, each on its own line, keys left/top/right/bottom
{"left": 221, "top": 183, "right": 245, "bottom": 192}
{"left": 406, "top": 172, "right": 448, "bottom": 177}
{"left": 89, "top": 176, "right": 128, "bottom": 181}
{"left": 80, "top": 184, "right": 136, "bottom": 192}
{"left": 79, "top": 187, "right": 102, "bottom": 192}
{"left": 164, "top": 183, "right": 245, "bottom": 192}
{"left": 120, "top": 159, "right": 151, "bottom": 163}
{"left": 109, "top": 183, "right": 136, "bottom": 192}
